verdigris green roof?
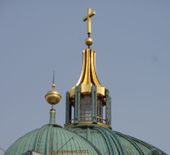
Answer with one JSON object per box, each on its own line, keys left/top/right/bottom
{"left": 67, "top": 125, "right": 167, "bottom": 155}
{"left": 4, "top": 124, "right": 101, "bottom": 155}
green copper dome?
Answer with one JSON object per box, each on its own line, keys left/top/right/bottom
{"left": 5, "top": 124, "right": 101, "bottom": 155}
{"left": 67, "top": 125, "right": 167, "bottom": 155}
{"left": 4, "top": 110, "right": 101, "bottom": 155}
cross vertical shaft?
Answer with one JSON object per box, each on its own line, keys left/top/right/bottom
{"left": 83, "top": 8, "right": 96, "bottom": 34}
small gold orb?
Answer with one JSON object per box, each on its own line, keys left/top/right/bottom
{"left": 45, "top": 90, "right": 61, "bottom": 105}
{"left": 85, "top": 37, "right": 93, "bottom": 46}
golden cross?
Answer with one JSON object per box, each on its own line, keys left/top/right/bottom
{"left": 83, "top": 8, "right": 96, "bottom": 34}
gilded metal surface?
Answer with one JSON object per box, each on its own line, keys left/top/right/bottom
{"left": 65, "top": 121, "right": 111, "bottom": 129}
{"left": 69, "top": 49, "right": 106, "bottom": 98}
{"left": 45, "top": 84, "right": 62, "bottom": 105}
{"left": 83, "top": 8, "right": 96, "bottom": 34}
{"left": 85, "top": 37, "right": 93, "bottom": 46}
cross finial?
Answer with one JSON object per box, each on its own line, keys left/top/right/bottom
{"left": 83, "top": 8, "right": 96, "bottom": 34}
{"left": 83, "top": 8, "right": 96, "bottom": 48}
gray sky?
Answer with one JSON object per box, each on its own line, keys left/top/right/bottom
{"left": 0, "top": 0, "right": 170, "bottom": 154}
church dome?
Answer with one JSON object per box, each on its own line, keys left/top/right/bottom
{"left": 5, "top": 82, "right": 101, "bottom": 155}
{"left": 68, "top": 125, "right": 167, "bottom": 155}
{"left": 4, "top": 8, "right": 168, "bottom": 155}
{"left": 4, "top": 123, "right": 101, "bottom": 155}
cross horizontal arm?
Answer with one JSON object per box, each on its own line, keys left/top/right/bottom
{"left": 83, "top": 11, "right": 96, "bottom": 21}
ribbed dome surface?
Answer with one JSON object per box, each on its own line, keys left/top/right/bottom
{"left": 68, "top": 125, "right": 167, "bottom": 155}
{"left": 5, "top": 124, "right": 101, "bottom": 155}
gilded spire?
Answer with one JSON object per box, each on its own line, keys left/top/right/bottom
{"left": 69, "top": 8, "right": 106, "bottom": 99}
{"left": 45, "top": 72, "right": 62, "bottom": 106}
{"left": 44, "top": 72, "right": 62, "bottom": 125}
{"left": 66, "top": 8, "right": 111, "bottom": 129}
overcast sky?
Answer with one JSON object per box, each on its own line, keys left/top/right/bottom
{"left": 0, "top": 0, "right": 170, "bottom": 154}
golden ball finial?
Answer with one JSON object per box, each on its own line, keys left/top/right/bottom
{"left": 85, "top": 37, "right": 93, "bottom": 46}
{"left": 45, "top": 84, "right": 62, "bottom": 105}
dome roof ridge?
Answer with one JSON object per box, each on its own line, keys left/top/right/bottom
{"left": 67, "top": 126, "right": 167, "bottom": 155}
{"left": 114, "top": 130, "right": 167, "bottom": 154}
